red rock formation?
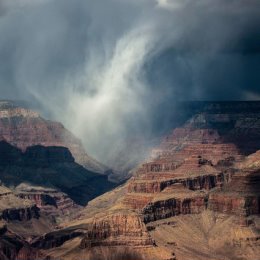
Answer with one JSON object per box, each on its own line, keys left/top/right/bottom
{"left": 0, "top": 101, "right": 107, "bottom": 174}
{"left": 208, "top": 154, "right": 260, "bottom": 225}
{"left": 15, "top": 184, "right": 82, "bottom": 221}
{"left": 142, "top": 191, "right": 206, "bottom": 223}
{"left": 122, "top": 102, "right": 260, "bottom": 218}
{"left": 0, "top": 184, "right": 40, "bottom": 222}
{"left": 80, "top": 213, "right": 153, "bottom": 248}
{"left": 2, "top": 101, "right": 260, "bottom": 260}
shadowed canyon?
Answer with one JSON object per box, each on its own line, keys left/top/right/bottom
{"left": 0, "top": 0, "right": 259, "bottom": 259}
{"left": 0, "top": 101, "right": 259, "bottom": 260}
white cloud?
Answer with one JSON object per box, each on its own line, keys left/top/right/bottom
{"left": 156, "top": 0, "right": 187, "bottom": 10}
{"left": 0, "top": 0, "right": 259, "bottom": 163}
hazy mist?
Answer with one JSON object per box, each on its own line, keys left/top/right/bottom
{"left": 0, "top": 0, "right": 259, "bottom": 164}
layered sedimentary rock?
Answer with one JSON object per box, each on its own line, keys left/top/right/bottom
{"left": 0, "top": 185, "right": 51, "bottom": 260}
{"left": 0, "top": 185, "right": 39, "bottom": 222}
{"left": 0, "top": 100, "right": 108, "bottom": 174}
{"left": 107, "top": 101, "right": 260, "bottom": 180}
{"left": 15, "top": 184, "right": 82, "bottom": 222}
{"left": 151, "top": 102, "right": 260, "bottom": 165}
{"left": 208, "top": 151, "right": 260, "bottom": 225}
{"left": 124, "top": 154, "right": 225, "bottom": 218}
{"left": 33, "top": 212, "right": 153, "bottom": 251}
{"left": 80, "top": 212, "right": 153, "bottom": 248}
{"left": 2, "top": 102, "right": 260, "bottom": 260}
{"left": 141, "top": 186, "right": 206, "bottom": 223}
{"left": 0, "top": 183, "right": 54, "bottom": 247}
{"left": 121, "top": 102, "right": 260, "bottom": 218}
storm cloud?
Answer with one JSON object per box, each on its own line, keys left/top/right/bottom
{"left": 0, "top": 0, "right": 259, "bottom": 163}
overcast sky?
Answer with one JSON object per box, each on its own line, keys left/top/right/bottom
{"left": 0, "top": 0, "right": 259, "bottom": 162}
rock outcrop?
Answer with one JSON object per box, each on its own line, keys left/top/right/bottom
{"left": 80, "top": 212, "right": 153, "bottom": 248}
{"left": 208, "top": 151, "right": 260, "bottom": 225}
{"left": 141, "top": 187, "right": 206, "bottom": 223}
{"left": 0, "top": 185, "right": 39, "bottom": 222}
{"left": 32, "top": 212, "right": 153, "bottom": 251}
{"left": 28, "top": 102, "right": 260, "bottom": 260}
{"left": 15, "top": 184, "right": 82, "bottom": 222}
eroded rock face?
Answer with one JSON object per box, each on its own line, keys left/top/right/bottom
{"left": 151, "top": 101, "right": 260, "bottom": 164}
{"left": 0, "top": 141, "right": 115, "bottom": 206}
{"left": 24, "top": 145, "right": 75, "bottom": 165}
{"left": 208, "top": 193, "right": 259, "bottom": 219}
{"left": 0, "top": 101, "right": 107, "bottom": 174}
{"left": 0, "top": 185, "right": 48, "bottom": 259}
{"left": 122, "top": 102, "right": 260, "bottom": 218}
{"left": 15, "top": 184, "right": 82, "bottom": 222}
{"left": 142, "top": 193, "right": 206, "bottom": 223}
{"left": 208, "top": 160, "right": 260, "bottom": 223}
{"left": 0, "top": 185, "right": 39, "bottom": 222}
{"left": 2, "top": 102, "right": 260, "bottom": 260}
{"left": 1, "top": 206, "right": 40, "bottom": 222}
{"left": 31, "top": 213, "right": 153, "bottom": 253}
{"left": 80, "top": 213, "right": 153, "bottom": 248}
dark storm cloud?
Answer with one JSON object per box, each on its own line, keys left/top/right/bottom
{"left": 144, "top": 0, "right": 260, "bottom": 101}
{"left": 0, "top": 0, "right": 259, "bottom": 162}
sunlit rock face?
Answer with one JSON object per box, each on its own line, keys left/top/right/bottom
{"left": 15, "top": 183, "right": 82, "bottom": 222}
{"left": 22, "top": 102, "right": 260, "bottom": 260}
{"left": 0, "top": 100, "right": 108, "bottom": 174}
{"left": 0, "top": 184, "right": 39, "bottom": 222}
{"left": 0, "top": 101, "right": 259, "bottom": 260}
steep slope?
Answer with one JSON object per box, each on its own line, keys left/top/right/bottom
{"left": 27, "top": 152, "right": 260, "bottom": 260}
{"left": 15, "top": 183, "right": 82, "bottom": 223}
{"left": 0, "top": 141, "right": 115, "bottom": 206}
{"left": 151, "top": 101, "right": 260, "bottom": 160}
{"left": 0, "top": 141, "right": 116, "bottom": 259}
{"left": 0, "top": 224, "right": 42, "bottom": 260}
{"left": 0, "top": 184, "right": 55, "bottom": 260}
{"left": 105, "top": 101, "right": 260, "bottom": 181}
{"left": 0, "top": 184, "right": 39, "bottom": 222}
{"left": 0, "top": 100, "right": 108, "bottom": 174}
{"left": 28, "top": 101, "right": 260, "bottom": 260}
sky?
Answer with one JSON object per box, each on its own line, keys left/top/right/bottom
{"left": 0, "top": 0, "right": 259, "bottom": 163}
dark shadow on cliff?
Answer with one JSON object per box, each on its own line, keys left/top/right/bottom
{"left": 0, "top": 141, "right": 116, "bottom": 206}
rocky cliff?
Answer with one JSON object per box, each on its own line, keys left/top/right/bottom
{"left": 0, "top": 185, "right": 39, "bottom": 222}
{"left": 15, "top": 183, "right": 82, "bottom": 223}
{"left": 0, "top": 100, "right": 108, "bottom": 174}
{"left": 208, "top": 151, "right": 260, "bottom": 225}
{"left": 25, "top": 101, "right": 260, "bottom": 260}
{"left": 1, "top": 101, "right": 260, "bottom": 260}
{"left": 0, "top": 141, "right": 115, "bottom": 206}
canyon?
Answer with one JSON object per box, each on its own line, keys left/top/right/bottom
{"left": 0, "top": 101, "right": 108, "bottom": 175}
{"left": 0, "top": 101, "right": 259, "bottom": 260}
{"left": 0, "top": 140, "right": 115, "bottom": 206}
